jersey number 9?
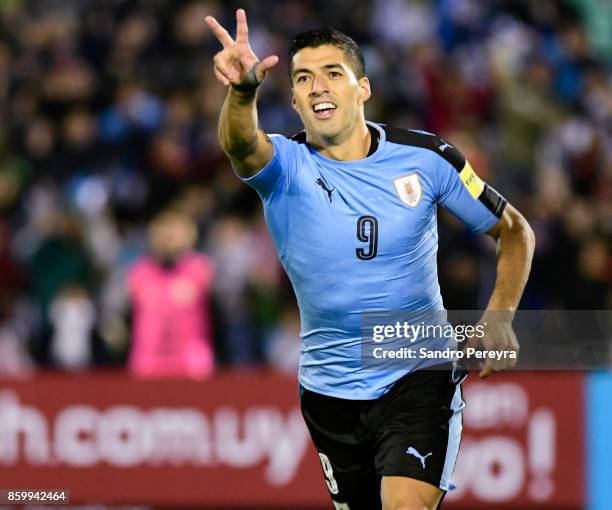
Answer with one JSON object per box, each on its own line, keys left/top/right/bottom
{"left": 356, "top": 215, "right": 378, "bottom": 260}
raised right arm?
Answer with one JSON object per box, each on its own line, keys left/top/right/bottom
{"left": 218, "top": 85, "right": 273, "bottom": 177}
{"left": 205, "top": 9, "right": 279, "bottom": 177}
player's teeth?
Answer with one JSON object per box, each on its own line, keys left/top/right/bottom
{"left": 314, "top": 103, "right": 336, "bottom": 112}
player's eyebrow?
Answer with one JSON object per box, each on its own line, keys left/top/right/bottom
{"left": 322, "top": 63, "right": 344, "bottom": 71}
{"left": 292, "top": 63, "right": 344, "bottom": 77}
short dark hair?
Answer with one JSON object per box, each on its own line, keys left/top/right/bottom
{"left": 288, "top": 28, "right": 366, "bottom": 81}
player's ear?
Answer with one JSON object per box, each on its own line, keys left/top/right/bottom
{"left": 291, "top": 96, "right": 298, "bottom": 111}
{"left": 358, "top": 77, "right": 371, "bottom": 104}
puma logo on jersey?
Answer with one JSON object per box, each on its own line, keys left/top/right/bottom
{"left": 406, "top": 447, "right": 432, "bottom": 468}
{"left": 439, "top": 141, "right": 453, "bottom": 152}
{"left": 316, "top": 178, "right": 335, "bottom": 202}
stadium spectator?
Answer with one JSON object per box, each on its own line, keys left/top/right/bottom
{"left": 127, "top": 210, "right": 215, "bottom": 379}
{"left": 48, "top": 284, "right": 96, "bottom": 370}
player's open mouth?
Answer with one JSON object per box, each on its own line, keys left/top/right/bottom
{"left": 312, "top": 102, "right": 337, "bottom": 120}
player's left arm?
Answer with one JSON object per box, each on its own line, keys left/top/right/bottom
{"left": 432, "top": 137, "right": 535, "bottom": 377}
{"left": 478, "top": 203, "right": 535, "bottom": 378}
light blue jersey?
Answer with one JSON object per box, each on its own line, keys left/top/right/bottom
{"left": 238, "top": 122, "right": 506, "bottom": 399}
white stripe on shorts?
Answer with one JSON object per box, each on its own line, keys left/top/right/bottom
{"left": 439, "top": 382, "right": 465, "bottom": 490}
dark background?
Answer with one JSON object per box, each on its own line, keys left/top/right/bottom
{"left": 0, "top": 0, "right": 609, "bottom": 373}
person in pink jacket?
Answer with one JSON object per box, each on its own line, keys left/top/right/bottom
{"left": 127, "top": 210, "right": 215, "bottom": 379}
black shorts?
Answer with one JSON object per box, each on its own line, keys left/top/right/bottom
{"left": 300, "top": 363, "right": 467, "bottom": 510}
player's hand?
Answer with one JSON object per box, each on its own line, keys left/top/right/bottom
{"left": 467, "top": 310, "right": 520, "bottom": 378}
{"left": 205, "top": 9, "right": 278, "bottom": 88}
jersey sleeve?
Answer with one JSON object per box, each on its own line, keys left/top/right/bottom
{"left": 433, "top": 140, "right": 506, "bottom": 233}
{"left": 234, "top": 134, "right": 299, "bottom": 200}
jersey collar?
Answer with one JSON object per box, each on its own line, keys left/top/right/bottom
{"left": 290, "top": 121, "right": 386, "bottom": 165}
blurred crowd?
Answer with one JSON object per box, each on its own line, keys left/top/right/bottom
{"left": 0, "top": 0, "right": 610, "bottom": 375}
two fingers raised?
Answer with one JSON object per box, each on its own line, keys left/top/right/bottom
{"left": 205, "top": 9, "right": 278, "bottom": 86}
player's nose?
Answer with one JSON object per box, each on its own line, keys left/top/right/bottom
{"left": 309, "top": 74, "right": 329, "bottom": 96}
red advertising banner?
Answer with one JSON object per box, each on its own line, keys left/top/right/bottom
{"left": 446, "top": 372, "right": 585, "bottom": 509}
{"left": 0, "top": 370, "right": 327, "bottom": 507}
{"left": 0, "top": 371, "right": 584, "bottom": 509}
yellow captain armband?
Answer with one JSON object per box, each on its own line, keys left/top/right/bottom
{"left": 459, "top": 161, "right": 485, "bottom": 199}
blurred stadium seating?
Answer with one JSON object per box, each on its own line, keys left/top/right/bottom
{"left": 0, "top": 0, "right": 609, "bottom": 508}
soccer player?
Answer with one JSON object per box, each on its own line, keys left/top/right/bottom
{"left": 205, "top": 9, "right": 534, "bottom": 510}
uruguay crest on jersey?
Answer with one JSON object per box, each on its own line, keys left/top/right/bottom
{"left": 394, "top": 173, "right": 422, "bottom": 207}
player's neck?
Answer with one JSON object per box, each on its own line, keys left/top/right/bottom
{"left": 311, "top": 120, "right": 371, "bottom": 162}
